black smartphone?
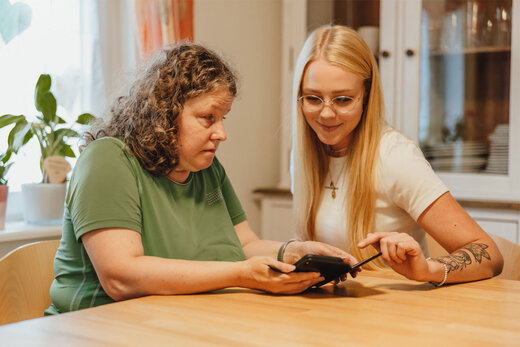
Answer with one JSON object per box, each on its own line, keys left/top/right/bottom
{"left": 292, "top": 254, "right": 350, "bottom": 287}
{"left": 292, "top": 252, "right": 383, "bottom": 287}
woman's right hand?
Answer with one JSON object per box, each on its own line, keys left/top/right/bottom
{"left": 239, "top": 256, "right": 323, "bottom": 294}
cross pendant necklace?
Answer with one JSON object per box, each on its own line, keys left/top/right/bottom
{"left": 326, "top": 158, "right": 346, "bottom": 199}
{"left": 326, "top": 181, "right": 338, "bottom": 199}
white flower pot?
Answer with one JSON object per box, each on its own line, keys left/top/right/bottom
{"left": 21, "top": 183, "right": 67, "bottom": 225}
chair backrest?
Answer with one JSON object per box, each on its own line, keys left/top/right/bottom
{"left": 426, "top": 233, "right": 520, "bottom": 281}
{"left": 489, "top": 234, "right": 520, "bottom": 281}
{"left": 0, "top": 239, "right": 60, "bottom": 325}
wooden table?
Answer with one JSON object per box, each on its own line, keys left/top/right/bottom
{"left": 1, "top": 271, "right": 519, "bottom": 346}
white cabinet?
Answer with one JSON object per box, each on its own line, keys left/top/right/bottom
{"left": 380, "top": 0, "right": 520, "bottom": 203}
{"left": 256, "top": 193, "right": 520, "bottom": 246}
{"left": 466, "top": 207, "right": 520, "bottom": 244}
{"left": 256, "top": 192, "right": 296, "bottom": 241}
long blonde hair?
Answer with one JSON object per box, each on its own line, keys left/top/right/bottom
{"left": 291, "top": 25, "right": 386, "bottom": 269}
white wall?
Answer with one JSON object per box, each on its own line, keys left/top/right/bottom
{"left": 194, "top": 0, "right": 282, "bottom": 235}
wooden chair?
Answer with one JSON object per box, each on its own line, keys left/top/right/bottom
{"left": 489, "top": 234, "right": 520, "bottom": 281}
{"left": 426, "top": 233, "right": 520, "bottom": 281}
{"left": 0, "top": 240, "right": 60, "bottom": 325}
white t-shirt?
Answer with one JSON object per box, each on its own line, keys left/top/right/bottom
{"left": 315, "top": 129, "right": 449, "bottom": 254}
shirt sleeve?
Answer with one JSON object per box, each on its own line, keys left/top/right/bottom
{"left": 213, "top": 157, "right": 247, "bottom": 226}
{"left": 67, "top": 138, "right": 143, "bottom": 240}
{"left": 378, "top": 131, "right": 449, "bottom": 221}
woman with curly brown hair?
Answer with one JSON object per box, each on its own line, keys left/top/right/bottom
{"left": 45, "top": 42, "right": 357, "bottom": 314}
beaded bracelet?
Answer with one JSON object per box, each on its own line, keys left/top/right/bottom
{"left": 427, "top": 258, "right": 448, "bottom": 287}
{"left": 277, "top": 240, "right": 296, "bottom": 262}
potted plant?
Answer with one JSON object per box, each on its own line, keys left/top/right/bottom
{"left": 0, "top": 74, "right": 95, "bottom": 225}
{"left": 0, "top": 150, "right": 14, "bottom": 230}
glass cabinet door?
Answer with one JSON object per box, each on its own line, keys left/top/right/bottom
{"left": 419, "top": 0, "right": 512, "bottom": 175}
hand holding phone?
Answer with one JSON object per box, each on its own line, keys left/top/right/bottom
{"left": 288, "top": 252, "right": 383, "bottom": 287}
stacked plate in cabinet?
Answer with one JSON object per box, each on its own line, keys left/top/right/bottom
{"left": 422, "top": 141, "right": 488, "bottom": 173}
{"left": 484, "top": 124, "right": 509, "bottom": 174}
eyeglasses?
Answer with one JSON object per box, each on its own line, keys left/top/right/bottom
{"left": 298, "top": 95, "right": 362, "bottom": 115}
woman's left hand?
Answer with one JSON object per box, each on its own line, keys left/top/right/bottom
{"left": 357, "top": 232, "right": 430, "bottom": 281}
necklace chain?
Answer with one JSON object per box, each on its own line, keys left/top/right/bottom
{"left": 325, "top": 159, "right": 346, "bottom": 199}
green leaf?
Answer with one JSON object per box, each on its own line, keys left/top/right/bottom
{"left": 51, "top": 128, "right": 79, "bottom": 152}
{"left": 76, "top": 113, "right": 96, "bottom": 125}
{"left": 0, "top": 155, "right": 12, "bottom": 184}
{"left": 57, "top": 116, "right": 67, "bottom": 124}
{"left": 34, "top": 74, "right": 52, "bottom": 110}
{"left": 22, "top": 128, "right": 34, "bottom": 146}
{"left": 59, "top": 144, "right": 76, "bottom": 158}
{"left": 0, "top": 167, "right": 6, "bottom": 185}
{"left": 0, "top": 114, "right": 25, "bottom": 129}
{"left": 37, "top": 91, "right": 57, "bottom": 124}
{"left": 8, "top": 120, "right": 33, "bottom": 153}
{"left": 54, "top": 128, "right": 79, "bottom": 139}
{"left": 1, "top": 151, "right": 12, "bottom": 163}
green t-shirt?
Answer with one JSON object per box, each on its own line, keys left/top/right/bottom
{"left": 46, "top": 137, "right": 246, "bottom": 314}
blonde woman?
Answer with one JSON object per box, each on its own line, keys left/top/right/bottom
{"left": 291, "top": 25, "right": 503, "bottom": 285}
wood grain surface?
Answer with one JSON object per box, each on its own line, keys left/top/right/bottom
{"left": 1, "top": 270, "right": 519, "bottom": 346}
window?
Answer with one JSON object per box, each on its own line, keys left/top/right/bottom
{"left": 1, "top": 0, "right": 119, "bottom": 222}
{"left": 0, "top": 0, "right": 107, "bottom": 192}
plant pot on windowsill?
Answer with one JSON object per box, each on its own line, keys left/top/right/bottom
{"left": 0, "top": 74, "right": 95, "bottom": 226}
{"left": 21, "top": 156, "right": 71, "bottom": 225}
{"left": 21, "top": 182, "right": 67, "bottom": 225}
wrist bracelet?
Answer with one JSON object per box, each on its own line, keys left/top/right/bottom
{"left": 427, "top": 258, "right": 448, "bottom": 287}
{"left": 277, "top": 240, "right": 296, "bottom": 262}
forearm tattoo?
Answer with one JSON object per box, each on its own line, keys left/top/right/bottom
{"left": 432, "top": 243, "right": 491, "bottom": 274}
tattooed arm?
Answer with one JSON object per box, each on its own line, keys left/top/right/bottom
{"left": 358, "top": 193, "right": 503, "bottom": 283}
{"left": 434, "top": 243, "right": 489, "bottom": 271}
{"left": 418, "top": 193, "right": 503, "bottom": 284}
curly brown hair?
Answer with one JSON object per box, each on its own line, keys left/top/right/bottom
{"left": 84, "top": 42, "right": 237, "bottom": 176}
